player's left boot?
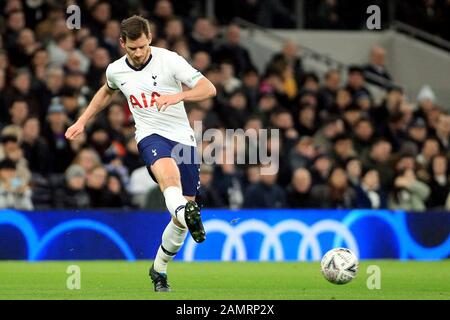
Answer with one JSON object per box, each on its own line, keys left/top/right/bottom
{"left": 149, "top": 264, "right": 171, "bottom": 292}
{"left": 184, "top": 200, "right": 206, "bottom": 243}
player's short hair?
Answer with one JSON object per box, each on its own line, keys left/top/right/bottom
{"left": 120, "top": 15, "right": 151, "bottom": 41}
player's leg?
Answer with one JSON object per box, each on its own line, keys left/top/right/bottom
{"left": 148, "top": 158, "right": 187, "bottom": 291}
{"left": 151, "top": 155, "right": 205, "bottom": 243}
{"left": 150, "top": 157, "right": 189, "bottom": 228}
{"left": 145, "top": 138, "right": 204, "bottom": 291}
{"left": 151, "top": 196, "right": 195, "bottom": 286}
{"left": 149, "top": 158, "right": 205, "bottom": 291}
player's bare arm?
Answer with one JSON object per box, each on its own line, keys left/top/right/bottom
{"left": 65, "top": 84, "right": 116, "bottom": 140}
{"left": 155, "top": 77, "right": 217, "bottom": 112}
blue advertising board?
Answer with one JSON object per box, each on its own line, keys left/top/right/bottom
{"left": 0, "top": 209, "right": 449, "bottom": 261}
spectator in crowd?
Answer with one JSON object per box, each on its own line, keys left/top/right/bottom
{"left": 100, "top": 20, "right": 121, "bottom": 60}
{"left": 331, "top": 88, "right": 353, "bottom": 116}
{"left": 87, "top": 47, "right": 110, "bottom": 89}
{"left": 389, "top": 168, "right": 430, "bottom": 211}
{"left": 47, "top": 32, "right": 77, "bottom": 67}
{"left": 363, "top": 45, "right": 393, "bottom": 86}
{"left": 345, "top": 157, "right": 362, "bottom": 188}
{"left": 30, "top": 48, "right": 49, "bottom": 82}
{"left": 313, "top": 167, "right": 356, "bottom": 209}
{"left": 44, "top": 100, "right": 74, "bottom": 173}
{"left": 54, "top": 164, "right": 90, "bottom": 209}
{"left": 435, "top": 113, "right": 449, "bottom": 152}
{"left": 362, "top": 138, "right": 395, "bottom": 190}
{"left": 332, "top": 134, "right": 357, "bottom": 167}
{"left": 0, "top": 133, "right": 31, "bottom": 185}
{"left": 355, "top": 169, "right": 387, "bottom": 209}
{"left": 144, "top": 185, "right": 166, "bottom": 211}
{"left": 213, "top": 152, "right": 245, "bottom": 209}
{"left": 219, "top": 62, "right": 242, "bottom": 95}
{"left": 189, "top": 17, "right": 217, "bottom": 54}
{"left": 270, "top": 108, "right": 298, "bottom": 149}
{"left": 105, "top": 103, "right": 127, "bottom": 145}
{"left": 213, "top": 24, "right": 254, "bottom": 77}
{"left": 150, "top": 0, "right": 176, "bottom": 35}
{"left": 35, "top": 66, "right": 65, "bottom": 121}
{"left": 122, "top": 136, "right": 145, "bottom": 173}
{"left": 405, "top": 117, "right": 428, "bottom": 154}
{"left": 105, "top": 172, "right": 132, "bottom": 208}
{"left": 287, "top": 168, "right": 316, "bottom": 208}
{"left": 60, "top": 87, "right": 81, "bottom": 122}
{"left": 220, "top": 90, "right": 251, "bottom": 130}
{"left": 164, "top": 17, "right": 185, "bottom": 45}
{"left": 128, "top": 166, "right": 159, "bottom": 208}
{"left": 310, "top": 153, "right": 333, "bottom": 185}
{"left": 8, "top": 28, "right": 41, "bottom": 68}
{"left": 426, "top": 154, "right": 450, "bottom": 209}
{"left": 85, "top": 165, "right": 109, "bottom": 208}
{"left": 314, "top": 117, "right": 344, "bottom": 153}
{"left": 289, "top": 136, "right": 317, "bottom": 171}
{"left": 4, "top": 69, "right": 40, "bottom": 116}
{"left": 318, "top": 69, "right": 341, "bottom": 112}
{"left": 244, "top": 164, "right": 287, "bottom": 208}
{"left": 417, "top": 137, "right": 441, "bottom": 169}
{"left": 241, "top": 67, "right": 260, "bottom": 112}
{"left": 0, "top": 68, "right": 7, "bottom": 128}
{"left": 85, "top": 1, "right": 112, "bottom": 36}
{"left": 345, "top": 65, "right": 373, "bottom": 105}
{"left": 0, "top": 158, "right": 33, "bottom": 210}
{"left": 192, "top": 51, "right": 211, "bottom": 74}
{"left": 8, "top": 99, "right": 29, "bottom": 127}
{"left": 342, "top": 105, "right": 363, "bottom": 130}
{"left": 198, "top": 164, "right": 225, "bottom": 208}
{"left": 352, "top": 118, "right": 375, "bottom": 155}
{"left": 414, "top": 85, "right": 436, "bottom": 119}
{"left": 78, "top": 36, "right": 99, "bottom": 73}
{"left": 268, "top": 40, "right": 303, "bottom": 86}
{"left": 20, "top": 117, "right": 50, "bottom": 175}
{"left": 4, "top": 9, "right": 26, "bottom": 49}
{"left": 296, "top": 104, "right": 317, "bottom": 137}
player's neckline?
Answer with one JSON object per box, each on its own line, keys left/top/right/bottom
{"left": 125, "top": 54, "right": 153, "bottom": 71}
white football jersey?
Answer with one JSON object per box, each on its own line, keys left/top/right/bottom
{"left": 105, "top": 46, "right": 203, "bottom": 146}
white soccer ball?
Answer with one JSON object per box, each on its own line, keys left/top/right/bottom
{"left": 321, "top": 248, "right": 359, "bottom": 285}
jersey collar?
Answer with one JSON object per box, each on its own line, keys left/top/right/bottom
{"left": 125, "top": 53, "right": 152, "bottom": 71}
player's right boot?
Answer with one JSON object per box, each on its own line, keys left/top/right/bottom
{"left": 149, "top": 264, "right": 171, "bottom": 292}
{"left": 184, "top": 201, "right": 206, "bottom": 243}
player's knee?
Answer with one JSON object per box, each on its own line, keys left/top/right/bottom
{"left": 160, "top": 175, "right": 181, "bottom": 189}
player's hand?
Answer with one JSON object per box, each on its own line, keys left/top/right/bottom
{"left": 65, "top": 121, "right": 85, "bottom": 140}
{"left": 155, "top": 93, "right": 184, "bottom": 112}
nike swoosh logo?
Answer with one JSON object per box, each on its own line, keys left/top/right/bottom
{"left": 121, "top": 82, "right": 127, "bottom": 86}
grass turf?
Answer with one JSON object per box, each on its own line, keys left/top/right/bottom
{"left": 0, "top": 261, "right": 449, "bottom": 300}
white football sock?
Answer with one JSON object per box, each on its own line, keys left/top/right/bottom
{"left": 163, "top": 186, "right": 188, "bottom": 228}
{"left": 153, "top": 220, "right": 188, "bottom": 274}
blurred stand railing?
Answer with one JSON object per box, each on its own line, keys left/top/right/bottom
{"left": 391, "top": 21, "right": 450, "bottom": 52}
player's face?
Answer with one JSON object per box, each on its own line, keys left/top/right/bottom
{"left": 121, "top": 33, "right": 152, "bottom": 66}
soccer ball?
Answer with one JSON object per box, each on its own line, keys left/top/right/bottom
{"left": 321, "top": 248, "right": 359, "bottom": 285}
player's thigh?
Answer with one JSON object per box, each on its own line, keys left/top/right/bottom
{"left": 150, "top": 157, "right": 182, "bottom": 191}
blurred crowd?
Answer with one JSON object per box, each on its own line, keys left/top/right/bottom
{"left": 0, "top": 0, "right": 449, "bottom": 211}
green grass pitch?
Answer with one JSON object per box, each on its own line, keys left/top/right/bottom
{"left": 0, "top": 261, "right": 449, "bottom": 300}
